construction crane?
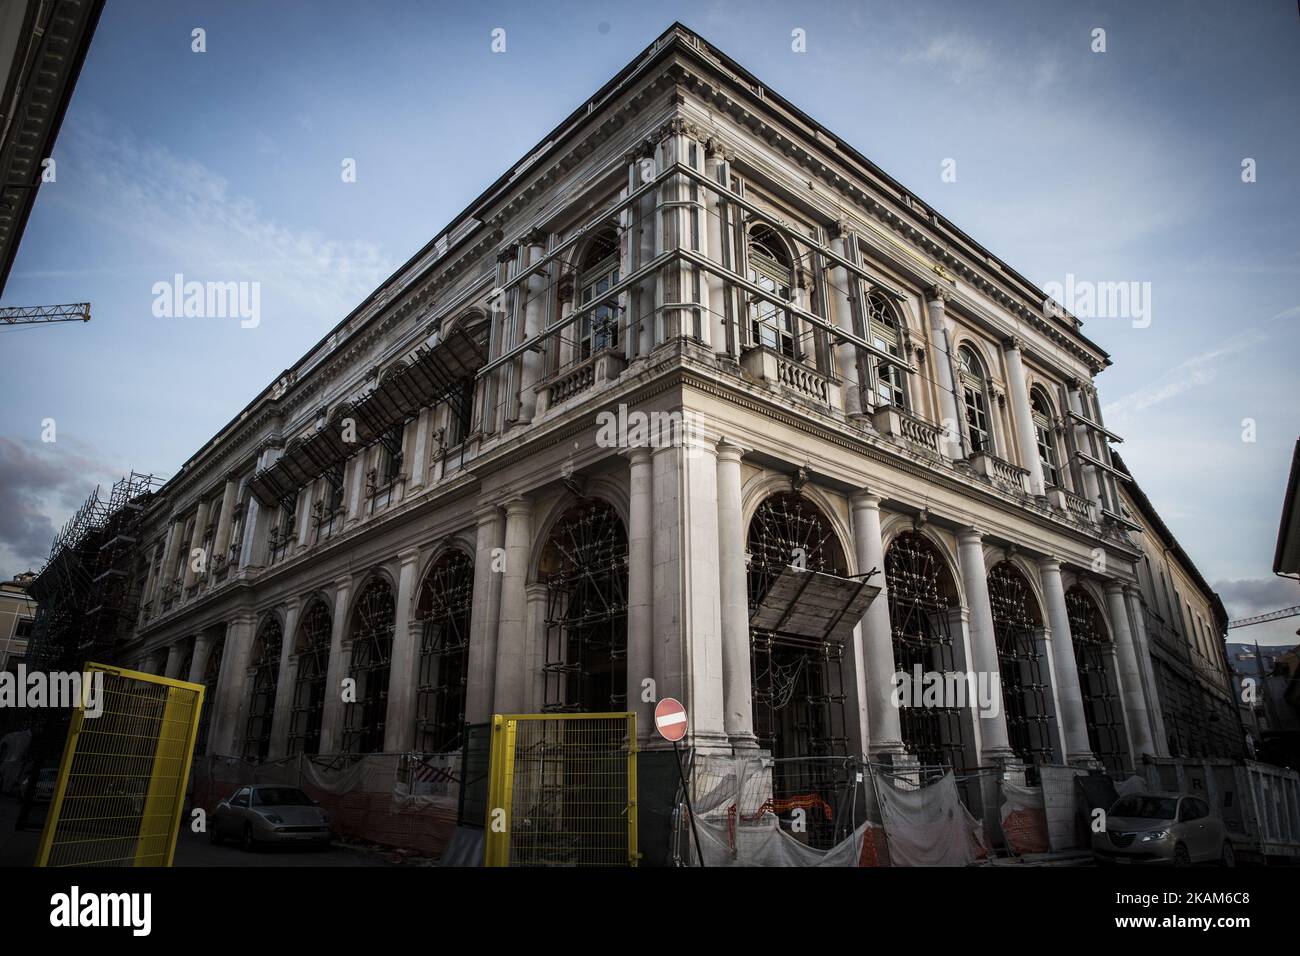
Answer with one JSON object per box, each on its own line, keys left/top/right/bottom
{"left": 1227, "top": 605, "right": 1300, "bottom": 629}
{"left": 0, "top": 302, "right": 90, "bottom": 326}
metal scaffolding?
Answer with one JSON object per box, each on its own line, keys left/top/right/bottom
{"left": 542, "top": 500, "right": 628, "bottom": 713}
{"left": 342, "top": 578, "right": 395, "bottom": 754}
{"left": 288, "top": 599, "right": 332, "bottom": 756}
{"left": 415, "top": 549, "right": 474, "bottom": 753}
{"left": 987, "top": 561, "right": 1055, "bottom": 770}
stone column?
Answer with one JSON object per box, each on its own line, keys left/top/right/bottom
{"left": 317, "top": 576, "right": 353, "bottom": 754}
{"left": 650, "top": 434, "right": 727, "bottom": 748}
{"left": 524, "top": 583, "right": 549, "bottom": 713}
{"left": 1038, "top": 558, "right": 1093, "bottom": 764}
{"left": 1003, "top": 338, "right": 1045, "bottom": 495}
{"left": 187, "top": 633, "right": 213, "bottom": 685}
{"left": 384, "top": 548, "right": 424, "bottom": 753}
{"left": 212, "top": 477, "right": 239, "bottom": 566}
{"left": 830, "top": 229, "right": 864, "bottom": 418}
{"left": 493, "top": 497, "right": 533, "bottom": 714}
{"left": 465, "top": 504, "right": 505, "bottom": 723}
{"left": 1066, "top": 382, "right": 1103, "bottom": 507}
{"left": 267, "top": 599, "right": 300, "bottom": 759}
{"left": 1125, "top": 586, "right": 1168, "bottom": 756}
{"left": 407, "top": 407, "right": 432, "bottom": 492}
{"left": 212, "top": 612, "right": 256, "bottom": 756}
{"left": 704, "top": 145, "right": 732, "bottom": 356}
{"left": 163, "top": 642, "right": 185, "bottom": 679}
{"left": 624, "top": 447, "right": 656, "bottom": 743}
{"left": 161, "top": 516, "right": 184, "bottom": 586}
{"left": 518, "top": 239, "right": 547, "bottom": 421}
{"left": 956, "top": 528, "right": 1014, "bottom": 761}
{"left": 850, "top": 493, "right": 897, "bottom": 757}
{"left": 1106, "top": 581, "right": 1155, "bottom": 759}
{"left": 927, "top": 289, "right": 963, "bottom": 459}
{"left": 716, "top": 440, "right": 757, "bottom": 747}
{"left": 183, "top": 501, "right": 211, "bottom": 590}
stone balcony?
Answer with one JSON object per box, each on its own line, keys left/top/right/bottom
{"left": 1049, "top": 486, "right": 1098, "bottom": 524}
{"left": 871, "top": 404, "right": 944, "bottom": 457}
{"left": 740, "top": 346, "right": 840, "bottom": 409}
{"left": 967, "top": 450, "right": 1030, "bottom": 496}
{"left": 538, "top": 348, "right": 626, "bottom": 411}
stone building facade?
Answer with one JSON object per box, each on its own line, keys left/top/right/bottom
{"left": 119, "top": 24, "right": 1185, "bottom": 800}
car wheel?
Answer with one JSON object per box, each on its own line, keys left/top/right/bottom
{"left": 1220, "top": 842, "right": 1236, "bottom": 867}
{"left": 1173, "top": 843, "right": 1191, "bottom": 867}
{"left": 241, "top": 823, "right": 256, "bottom": 852}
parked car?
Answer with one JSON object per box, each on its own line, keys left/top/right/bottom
{"left": 1092, "top": 791, "right": 1234, "bottom": 866}
{"left": 209, "top": 785, "right": 331, "bottom": 850}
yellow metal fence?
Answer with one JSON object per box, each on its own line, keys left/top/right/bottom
{"left": 484, "top": 712, "right": 638, "bottom": 867}
{"left": 37, "top": 663, "right": 205, "bottom": 867}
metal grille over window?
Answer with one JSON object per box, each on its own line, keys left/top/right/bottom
{"left": 958, "top": 345, "right": 991, "bottom": 454}
{"left": 342, "top": 578, "right": 395, "bottom": 754}
{"left": 987, "top": 562, "right": 1055, "bottom": 769}
{"left": 542, "top": 501, "right": 628, "bottom": 712}
{"left": 1031, "top": 390, "right": 1061, "bottom": 486}
{"left": 885, "top": 531, "right": 966, "bottom": 769}
{"left": 867, "top": 291, "right": 907, "bottom": 409}
{"left": 415, "top": 550, "right": 474, "bottom": 753}
{"left": 1066, "top": 586, "right": 1129, "bottom": 772}
{"left": 747, "top": 492, "right": 862, "bottom": 850}
{"left": 288, "top": 599, "right": 331, "bottom": 756}
{"left": 242, "top": 616, "right": 283, "bottom": 761}
{"left": 747, "top": 224, "right": 796, "bottom": 358}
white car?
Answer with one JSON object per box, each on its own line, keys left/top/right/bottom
{"left": 209, "top": 785, "right": 332, "bottom": 850}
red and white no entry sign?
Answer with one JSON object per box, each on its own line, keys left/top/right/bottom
{"left": 654, "top": 697, "right": 688, "bottom": 742}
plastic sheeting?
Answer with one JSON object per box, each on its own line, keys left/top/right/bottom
{"left": 875, "top": 771, "right": 985, "bottom": 866}
{"left": 1000, "top": 781, "right": 1049, "bottom": 854}
{"left": 696, "top": 815, "right": 868, "bottom": 867}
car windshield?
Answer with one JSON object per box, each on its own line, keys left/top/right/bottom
{"left": 253, "top": 787, "right": 314, "bottom": 807}
{"left": 1111, "top": 795, "right": 1178, "bottom": 820}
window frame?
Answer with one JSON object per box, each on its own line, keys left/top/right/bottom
{"left": 958, "top": 345, "right": 991, "bottom": 454}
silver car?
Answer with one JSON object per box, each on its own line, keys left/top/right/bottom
{"left": 1093, "top": 791, "right": 1233, "bottom": 866}
{"left": 209, "top": 785, "right": 332, "bottom": 850}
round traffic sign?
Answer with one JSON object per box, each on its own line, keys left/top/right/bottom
{"left": 654, "top": 697, "right": 688, "bottom": 742}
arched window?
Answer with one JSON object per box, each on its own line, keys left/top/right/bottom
{"left": 1065, "top": 586, "right": 1128, "bottom": 772}
{"left": 746, "top": 492, "right": 850, "bottom": 847}
{"left": 577, "top": 227, "right": 620, "bottom": 360}
{"left": 415, "top": 550, "right": 474, "bottom": 753}
{"left": 958, "top": 345, "right": 991, "bottom": 454}
{"left": 867, "top": 291, "right": 907, "bottom": 408}
{"left": 243, "top": 616, "right": 283, "bottom": 762}
{"left": 541, "top": 500, "right": 628, "bottom": 712}
{"left": 194, "top": 635, "right": 225, "bottom": 756}
{"left": 1031, "top": 388, "right": 1061, "bottom": 486}
{"left": 987, "top": 562, "right": 1054, "bottom": 767}
{"left": 885, "top": 531, "right": 964, "bottom": 769}
{"left": 747, "top": 224, "right": 796, "bottom": 358}
{"left": 343, "top": 577, "right": 395, "bottom": 754}
{"left": 288, "top": 599, "right": 331, "bottom": 756}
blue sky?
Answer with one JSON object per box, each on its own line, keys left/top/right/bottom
{"left": 1, "top": 0, "right": 1297, "bottom": 642}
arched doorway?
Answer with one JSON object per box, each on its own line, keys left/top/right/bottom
{"left": 746, "top": 491, "right": 852, "bottom": 847}
{"left": 288, "top": 599, "right": 331, "bottom": 756}
{"left": 242, "top": 616, "right": 283, "bottom": 762}
{"left": 342, "top": 577, "right": 395, "bottom": 754}
{"left": 884, "top": 531, "right": 964, "bottom": 769}
{"left": 1065, "top": 586, "right": 1129, "bottom": 772}
{"left": 415, "top": 549, "right": 474, "bottom": 752}
{"left": 540, "top": 499, "right": 628, "bottom": 712}
{"left": 987, "top": 561, "right": 1054, "bottom": 768}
